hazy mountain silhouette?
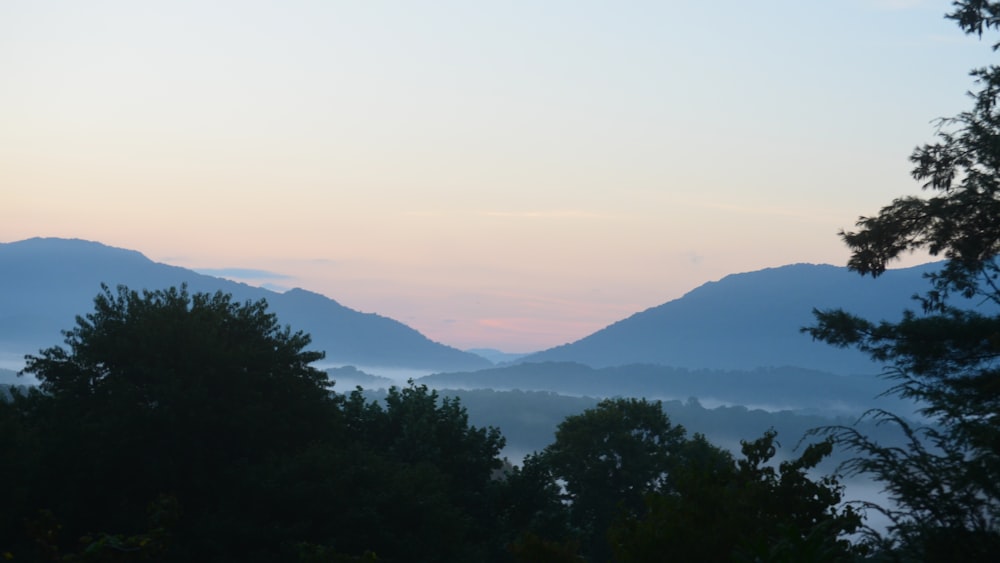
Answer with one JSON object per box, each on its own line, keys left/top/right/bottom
{"left": 324, "top": 366, "right": 395, "bottom": 390}
{"left": 0, "top": 238, "right": 490, "bottom": 372}
{"left": 0, "top": 368, "right": 21, "bottom": 386}
{"left": 465, "top": 348, "right": 529, "bottom": 365}
{"left": 418, "top": 361, "right": 908, "bottom": 416}
{"left": 521, "top": 262, "right": 980, "bottom": 375}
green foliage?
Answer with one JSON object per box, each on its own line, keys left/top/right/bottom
{"left": 347, "top": 383, "right": 506, "bottom": 493}
{"left": 805, "top": 2, "right": 1000, "bottom": 559}
{"left": 326, "top": 383, "right": 507, "bottom": 562}
{"left": 529, "top": 399, "right": 866, "bottom": 562}
{"left": 506, "top": 533, "right": 582, "bottom": 563}
{"left": 9, "top": 285, "right": 341, "bottom": 560}
{"left": 2, "top": 285, "right": 512, "bottom": 562}
{"left": 495, "top": 453, "right": 576, "bottom": 559}
{"left": 539, "top": 398, "right": 685, "bottom": 555}
{"left": 295, "top": 542, "right": 380, "bottom": 562}
{"left": 15, "top": 495, "right": 178, "bottom": 563}
{"left": 0, "top": 387, "right": 42, "bottom": 544}
{"left": 535, "top": 398, "right": 699, "bottom": 561}
{"left": 2, "top": 284, "right": 877, "bottom": 561}
{"left": 609, "top": 430, "right": 861, "bottom": 562}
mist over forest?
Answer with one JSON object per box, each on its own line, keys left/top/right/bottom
{"left": 6, "top": 3, "right": 1000, "bottom": 558}
{"left": 2, "top": 217, "right": 993, "bottom": 561}
{"left": 0, "top": 238, "right": 929, "bottom": 465}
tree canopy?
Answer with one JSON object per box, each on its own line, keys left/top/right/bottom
{"left": 805, "top": 1, "right": 1000, "bottom": 559}
{"left": 1, "top": 285, "right": 509, "bottom": 562}
{"left": 0, "top": 281, "right": 879, "bottom": 561}
{"left": 609, "top": 431, "right": 860, "bottom": 562}
{"left": 532, "top": 399, "right": 859, "bottom": 562}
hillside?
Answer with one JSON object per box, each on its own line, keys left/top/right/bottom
{"left": 418, "top": 361, "right": 907, "bottom": 416}
{"left": 521, "top": 262, "right": 973, "bottom": 375}
{"left": 0, "top": 238, "right": 490, "bottom": 372}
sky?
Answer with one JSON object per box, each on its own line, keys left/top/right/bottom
{"left": 1, "top": 0, "right": 994, "bottom": 353}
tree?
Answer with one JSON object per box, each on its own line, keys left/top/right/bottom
{"left": 345, "top": 383, "right": 506, "bottom": 497}
{"left": 609, "top": 431, "right": 861, "bottom": 562}
{"left": 537, "top": 398, "right": 687, "bottom": 561}
{"left": 3, "top": 285, "right": 520, "bottom": 562}
{"left": 805, "top": 2, "right": 1000, "bottom": 558}
{"left": 497, "top": 453, "right": 578, "bottom": 562}
{"left": 329, "top": 383, "right": 508, "bottom": 562}
{"left": 9, "top": 284, "right": 342, "bottom": 561}
{"left": 532, "top": 400, "right": 861, "bottom": 561}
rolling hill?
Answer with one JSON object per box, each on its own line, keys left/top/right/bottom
{"left": 0, "top": 238, "right": 490, "bottom": 372}
{"left": 521, "top": 262, "right": 981, "bottom": 375}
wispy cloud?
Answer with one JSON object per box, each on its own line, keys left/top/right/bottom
{"left": 674, "top": 196, "right": 847, "bottom": 224}
{"left": 684, "top": 251, "right": 704, "bottom": 266}
{"left": 195, "top": 268, "right": 293, "bottom": 280}
{"left": 483, "top": 210, "right": 616, "bottom": 219}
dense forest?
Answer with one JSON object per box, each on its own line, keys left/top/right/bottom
{"left": 1, "top": 285, "right": 867, "bottom": 562}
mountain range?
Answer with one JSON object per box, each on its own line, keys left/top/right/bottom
{"left": 0, "top": 238, "right": 490, "bottom": 372}
{"left": 2, "top": 237, "right": 982, "bottom": 380}
{"left": 521, "top": 262, "right": 960, "bottom": 375}
{"left": 417, "top": 361, "right": 911, "bottom": 416}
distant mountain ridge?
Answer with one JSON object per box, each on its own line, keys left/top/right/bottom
{"left": 5, "top": 237, "right": 982, "bottom": 379}
{"left": 464, "top": 348, "right": 529, "bottom": 365}
{"left": 0, "top": 238, "right": 490, "bottom": 372}
{"left": 522, "top": 262, "right": 984, "bottom": 375}
{"left": 418, "top": 361, "right": 907, "bottom": 416}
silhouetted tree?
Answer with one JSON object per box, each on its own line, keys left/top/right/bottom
{"left": 326, "top": 383, "right": 507, "bottom": 562}
{"left": 806, "top": 2, "right": 1000, "bottom": 559}
{"left": 610, "top": 430, "right": 861, "bottom": 562}
{"left": 536, "top": 398, "right": 687, "bottom": 561}
{"left": 9, "top": 284, "right": 341, "bottom": 561}
{"left": 497, "top": 452, "right": 577, "bottom": 561}
{"left": 3, "top": 285, "right": 514, "bottom": 562}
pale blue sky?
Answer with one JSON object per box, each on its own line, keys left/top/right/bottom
{"left": 1, "top": 1, "right": 990, "bottom": 351}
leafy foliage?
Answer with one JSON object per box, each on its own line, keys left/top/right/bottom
{"left": 609, "top": 430, "right": 861, "bottom": 562}
{"left": 1, "top": 285, "right": 509, "bottom": 562}
{"left": 538, "top": 398, "right": 687, "bottom": 560}
{"left": 21, "top": 495, "right": 179, "bottom": 563}
{"left": 15, "top": 286, "right": 340, "bottom": 558}
{"left": 805, "top": 2, "right": 1000, "bottom": 559}
{"left": 528, "top": 399, "right": 858, "bottom": 562}
{"left": 2, "top": 284, "right": 875, "bottom": 562}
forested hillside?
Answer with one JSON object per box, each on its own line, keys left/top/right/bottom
{"left": 0, "top": 238, "right": 489, "bottom": 372}
{"left": 419, "top": 362, "right": 907, "bottom": 416}
{"left": 523, "top": 262, "right": 940, "bottom": 374}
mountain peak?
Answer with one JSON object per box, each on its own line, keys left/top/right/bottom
{"left": 2, "top": 237, "right": 152, "bottom": 263}
{"left": 523, "top": 260, "right": 959, "bottom": 375}
{"left": 0, "top": 237, "right": 488, "bottom": 372}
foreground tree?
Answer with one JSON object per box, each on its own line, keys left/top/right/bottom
{"left": 7, "top": 285, "right": 341, "bottom": 560}
{"left": 609, "top": 431, "right": 861, "bottom": 562}
{"left": 2, "top": 284, "right": 515, "bottom": 562}
{"left": 806, "top": 2, "right": 1000, "bottom": 559}
{"left": 329, "top": 384, "right": 508, "bottom": 561}
{"left": 533, "top": 399, "right": 861, "bottom": 562}
{"left": 538, "top": 398, "right": 688, "bottom": 561}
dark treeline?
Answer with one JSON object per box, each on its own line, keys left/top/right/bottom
{"left": 356, "top": 387, "right": 911, "bottom": 471}
{"left": 1, "top": 286, "right": 505, "bottom": 562}
{"left": 1, "top": 285, "right": 866, "bottom": 562}
{"left": 418, "top": 362, "right": 907, "bottom": 416}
